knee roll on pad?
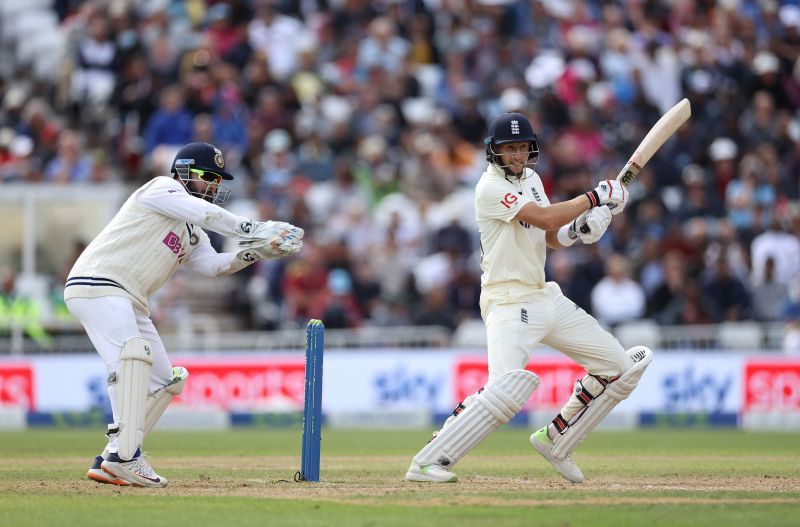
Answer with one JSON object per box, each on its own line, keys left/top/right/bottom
{"left": 143, "top": 367, "right": 189, "bottom": 436}
{"left": 413, "top": 369, "right": 540, "bottom": 468}
{"left": 117, "top": 337, "right": 153, "bottom": 460}
{"left": 551, "top": 346, "right": 653, "bottom": 459}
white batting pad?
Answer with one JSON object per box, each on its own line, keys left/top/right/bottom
{"left": 413, "top": 369, "right": 540, "bottom": 468}
{"left": 143, "top": 367, "right": 188, "bottom": 436}
{"left": 117, "top": 337, "right": 153, "bottom": 460}
{"left": 552, "top": 347, "right": 652, "bottom": 459}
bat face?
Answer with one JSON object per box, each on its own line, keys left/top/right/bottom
{"left": 578, "top": 99, "right": 691, "bottom": 236}
{"left": 618, "top": 98, "right": 691, "bottom": 187}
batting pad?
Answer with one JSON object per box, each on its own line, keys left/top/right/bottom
{"left": 143, "top": 367, "right": 188, "bottom": 436}
{"left": 552, "top": 347, "right": 653, "bottom": 459}
{"left": 117, "top": 337, "right": 153, "bottom": 460}
{"left": 413, "top": 369, "right": 540, "bottom": 467}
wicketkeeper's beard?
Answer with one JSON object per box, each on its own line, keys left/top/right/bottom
{"left": 187, "top": 180, "right": 216, "bottom": 203}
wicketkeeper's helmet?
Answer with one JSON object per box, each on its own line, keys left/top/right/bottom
{"left": 170, "top": 142, "right": 233, "bottom": 204}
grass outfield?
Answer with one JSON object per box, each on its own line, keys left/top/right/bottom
{"left": 1, "top": 428, "right": 798, "bottom": 526}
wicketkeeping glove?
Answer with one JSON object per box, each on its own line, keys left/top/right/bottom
{"left": 235, "top": 219, "right": 305, "bottom": 241}
{"left": 234, "top": 219, "right": 304, "bottom": 263}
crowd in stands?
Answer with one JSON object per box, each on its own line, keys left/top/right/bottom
{"left": 1, "top": 0, "right": 799, "bottom": 352}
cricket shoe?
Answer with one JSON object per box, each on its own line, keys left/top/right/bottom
{"left": 404, "top": 462, "right": 458, "bottom": 483}
{"left": 101, "top": 453, "right": 168, "bottom": 488}
{"left": 530, "top": 427, "right": 585, "bottom": 483}
{"left": 87, "top": 455, "right": 119, "bottom": 485}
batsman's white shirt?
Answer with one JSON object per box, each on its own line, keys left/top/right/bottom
{"left": 65, "top": 176, "right": 247, "bottom": 315}
{"left": 476, "top": 164, "right": 549, "bottom": 313}
{"left": 475, "top": 164, "right": 630, "bottom": 382}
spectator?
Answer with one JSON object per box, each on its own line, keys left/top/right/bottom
{"left": 316, "top": 268, "right": 361, "bottom": 329}
{"left": 647, "top": 250, "right": 687, "bottom": 325}
{"left": 702, "top": 256, "right": 751, "bottom": 322}
{"left": 591, "top": 254, "right": 646, "bottom": 327}
{"left": 44, "top": 130, "right": 93, "bottom": 183}
{"left": 751, "top": 256, "right": 790, "bottom": 322}
{"left": 70, "top": 14, "right": 118, "bottom": 106}
{"left": 144, "top": 85, "right": 193, "bottom": 153}
{"left": 751, "top": 209, "right": 800, "bottom": 287}
{"left": 247, "top": 1, "right": 308, "bottom": 81}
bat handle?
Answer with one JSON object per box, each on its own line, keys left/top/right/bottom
{"left": 578, "top": 204, "right": 615, "bottom": 234}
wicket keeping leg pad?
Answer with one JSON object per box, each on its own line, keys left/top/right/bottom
{"left": 143, "top": 367, "right": 189, "bottom": 436}
{"left": 552, "top": 347, "right": 653, "bottom": 460}
{"left": 117, "top": 337, "right": 153, "bottom": 460}
{"left": 413, "top": 369, "right": 540, "bottom": 468}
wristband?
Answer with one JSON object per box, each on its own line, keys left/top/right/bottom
{"left": 557, "top": 223, "right": 577, "bottom": 247}
{"left": 585, "top": 190, "right": 600, "bottom": 208}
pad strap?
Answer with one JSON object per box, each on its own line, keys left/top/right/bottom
{"left": 551, "top": 347, "right": 653, "bottom": 459}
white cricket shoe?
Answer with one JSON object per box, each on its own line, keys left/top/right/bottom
{"left": 87, "top": 455, "right": 117, "bottom": 485}
{"left": 101, "top": 453, "right": 168, "bottom": 488}
{"left": 405, "top": 462, "right": 458, "bottom": 483}
{"left": 530, "top": 427, "right": 585, "bottom": 483}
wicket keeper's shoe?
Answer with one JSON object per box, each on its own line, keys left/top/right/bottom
{"left": 101, "top": 453, "right": 168, "bottom": 488}
{"left": 87, "top": 455, "right": 118, "bottom": 484}
{"left": 404, "top": 462, "right": 458, "bottom": 483}
{"left": 530, "top": 427, "right": 585, "bottom": 483}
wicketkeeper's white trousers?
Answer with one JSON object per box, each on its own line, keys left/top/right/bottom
{"left": 482, "top": 282, "right": 631, "bottom": 382}
{"left": 66, "top": 296, "right": 173, "bottom": 424}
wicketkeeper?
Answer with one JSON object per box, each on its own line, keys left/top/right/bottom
{"left": 65, "top": 142, "right": 304, "bottom": 487}
{"left": 405, "top": 113, "right": 652, "bottom": 483}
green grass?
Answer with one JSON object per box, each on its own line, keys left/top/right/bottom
{"left": 1, "top": 428, "right": 798, "bottom": 526}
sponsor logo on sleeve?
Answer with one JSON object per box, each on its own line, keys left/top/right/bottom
{"left": 500, "top": 193, "right": 518, "bottom": 209}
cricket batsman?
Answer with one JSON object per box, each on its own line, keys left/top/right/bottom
{"left": 65, "top": 142, "right": 304, "bottom": 487}
{"left": 405, "top": 113, "right": 653, "bottom": 483}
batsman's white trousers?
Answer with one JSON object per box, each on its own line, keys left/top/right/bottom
{"left": 66, "top": 296, "right": 173, "bottom": 421}
{"left": 482, "top": 282, "right": 630, "bottom": 382}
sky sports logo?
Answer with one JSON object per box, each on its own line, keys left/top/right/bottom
{"left": 745, "top": 362, "right": 800, "bottom": 410}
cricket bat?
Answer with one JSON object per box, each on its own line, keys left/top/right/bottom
{"left": 616, "top": 98, "right": 692, "bottom": 187}
{"left": 579, "top": 98, "right": 691, "bottom": 234}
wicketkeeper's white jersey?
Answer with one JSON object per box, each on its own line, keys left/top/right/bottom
{"left": 475, "top": 164, "right": 551, "bottom": 311}
{"left": 65, "top": 177, "right": 246, "bottom": 314}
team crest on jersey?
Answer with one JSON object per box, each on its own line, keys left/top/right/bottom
{"left": 531, "top": 187, "right": 541, "bottom": 202}
{"left": 214, "top": 148, "right": 224, "bottom": 168}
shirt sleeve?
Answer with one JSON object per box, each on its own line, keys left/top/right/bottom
{"left": 182, "top": 228, "right": 250, "bottom": 276}
{"left": 475, "top": 177, "right": 534, "bottom": 223}
{"left": 136, "top": 177, "right": 247, "bottom": 237}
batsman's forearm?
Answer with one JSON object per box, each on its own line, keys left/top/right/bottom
{"left": 515, "top": 196, "right": 590, "bottom": 231}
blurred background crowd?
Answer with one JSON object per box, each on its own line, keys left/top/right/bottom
{"left": 1, "top": 0, "right": 799, "bottom": 351}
